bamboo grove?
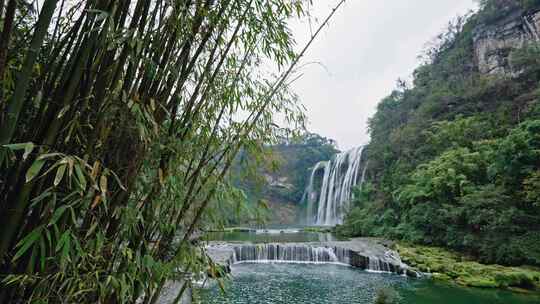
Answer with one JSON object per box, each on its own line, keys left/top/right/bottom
{"left": 0, "top": 0, "right": 344, "bottom": 302}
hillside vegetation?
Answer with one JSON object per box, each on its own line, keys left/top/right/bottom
{"left": 339, "top": 0, "right": 540, "bottom": 267}
{"left": 227, "top": 133, "right": 338, "bottom": 225}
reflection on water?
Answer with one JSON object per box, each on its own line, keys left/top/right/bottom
{"left": 198, "top": 264, "right": 540, "bottom": 304}
{"left": 203, "top": 229, "right": 344, "bottom": 243}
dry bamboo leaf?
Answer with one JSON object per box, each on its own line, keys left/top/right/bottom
{"left": 91, "top": 195, "right": 102, "bottom": 210}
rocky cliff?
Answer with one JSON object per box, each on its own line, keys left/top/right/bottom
{"left": 473, "top": 7, "right": 540, "bottom": 75}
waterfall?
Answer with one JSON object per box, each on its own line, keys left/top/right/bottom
{"left": 226, "top": 243, "right": 410, "bottom": 275}
{"left": 231, "top": 244, "right": 342, "bottom": 265}
{"left": 303, "top": 161, "right": 327, "bottom": 225}
{"left": 304, "top": 146, "right": 367, "bottom": 226}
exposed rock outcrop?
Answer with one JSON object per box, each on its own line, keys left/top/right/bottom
{"left": 473, "top": 8, "right": 540, "bottom": 75}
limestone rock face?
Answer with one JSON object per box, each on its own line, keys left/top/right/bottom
{"left": 473, "top": 9, "right": 540, "bottom": 75}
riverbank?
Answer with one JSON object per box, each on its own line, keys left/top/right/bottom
{"left": 395, "top": 243, "right": 540, "bottom": 292}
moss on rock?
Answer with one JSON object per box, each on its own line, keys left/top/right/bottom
{"left": 396, "top": 243, "right": 540, "bottom": 292}
{"left": 432, "top": 273, "right": 452, "bottom": 282}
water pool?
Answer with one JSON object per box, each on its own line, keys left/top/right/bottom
{"left": 199, "top": 263, "right": 540, "bottom": 304}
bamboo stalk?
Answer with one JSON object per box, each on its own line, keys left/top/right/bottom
{"left": 0, "top": 0, "right": 326, "bottom": 301}
{"left": 0, "top": 0, "right": 16, "bottom": 95}
{"left": 0, "top": 0, "right": 58, "bottom": 145}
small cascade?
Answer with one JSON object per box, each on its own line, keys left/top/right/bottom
{"left": 304, "top": 146, "right": 368, "bottom": 225}
{"left": 366, "top": 256, "right": 393, "bottom": 273}
{"left": 207, "top": 243, "right": 418, "bottom": 276}
{"left": 227, "top": 244, "right": 411, "bottom": 274}
{"left": 230, "top": 244, "right": 343, "bottom": 265}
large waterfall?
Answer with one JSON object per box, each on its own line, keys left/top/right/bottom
{"left": 303, "top": 146, "right": 368, "bottom": 226}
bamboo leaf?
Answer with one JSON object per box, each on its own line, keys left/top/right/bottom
{"left": 91, "top": 195, "right": 102, "bottom": 210}
{"left": 45, "top": 229, "right": 52, "bottom": 248}
{"left": 49, "top": 205, "right": 68, "bottom": 226}
{"left": 69, "top": 206, "right": 77, "bottom": 225}
{"left": 55, "top": 231, "right": 69, "bottom": 252}
{"left": 54, "top": 164, "right": 67, "bottom": 186}
{"left": 67, "top": 157, "right": 74, "bottom": 178}
{"left": 2, "top": 275, "right": 23, "bottom": 286}
{"left": 39, "top": 236, "right": 46, "bottom": 271}
{"left": 13, "top": 227, "right": 42, "bottom": 261}
{"left": 61, "top": 235, "right": 70, "bottom": 263}
{"left": 91, "top": 161, "right": 101, "bottom": 180}
{"left": 100, "top": 174, "right": 108, "bottom": 194}
{"left": 110, "top": 170, "right": 126, "bottom": 190}
{"left": 3, "top": 142, "right": 31, "bottom": 150}
{"left": 56, "top": 105, "right": 71, "bottom": 118}
{"left": 26, "top": 159, "right": 46, "bottom": 183}
{"left": 74, "top": 164, "right": 87, "bottom": 190}
{"left": 28, "top": 246, "right": 37, "bottom": 273}
{"left": 30, "top": 189, "right": 52, "bottom": 208}
{"left": 37, "top": 153, "right": 63, "bottom": 160}
{"left": 23, "top": 142, "right": 35, "bottom": 160}
{"left": 85, "top": 221, "right": 98, "bottom": 238}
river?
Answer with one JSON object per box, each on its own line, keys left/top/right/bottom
{"left": 199, "top": 263, "right": 540, "bottom": 304}
{"left": 193, "top": 229, "right": 540, "bottom": 304}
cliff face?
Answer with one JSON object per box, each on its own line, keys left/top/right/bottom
{"left": 473, "top": 8, "right": 540, "bottom": 75}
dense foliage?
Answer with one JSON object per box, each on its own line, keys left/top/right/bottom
{"left": 340, "top": 0, "right": 540, "bottom": 266}
{"left": 0, "top": 0, "right": 344, "bottom": 302}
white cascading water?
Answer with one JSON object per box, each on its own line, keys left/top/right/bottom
{"left": 226, "top": 244, "right": 410, "bottom": 275}
{"left": 231, "top": 244, "right": 342, "bottom": 265}
{"left": 303, "top": 146, "right": 367, "bottom": 226}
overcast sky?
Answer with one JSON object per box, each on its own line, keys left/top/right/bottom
{"left": 290, "top": 0, "right": 478, "bottom": 150}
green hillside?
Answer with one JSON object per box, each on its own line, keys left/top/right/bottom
{"left": 339, "top": 0, "right": 540, "bottom": 267}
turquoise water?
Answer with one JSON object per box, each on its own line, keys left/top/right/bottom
{"left": 199, "top": 263, "right": 540, "bottom": 304}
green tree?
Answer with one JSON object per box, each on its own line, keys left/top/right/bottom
{"left": 0, "top": 1, "right": 346, "bottom": 302}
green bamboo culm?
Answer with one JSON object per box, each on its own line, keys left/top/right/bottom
{"left": 0, "top": 0, "right": 59, "bottom": 145}
{"left": 0, "top": 0, "right": 59, "bottom": 263}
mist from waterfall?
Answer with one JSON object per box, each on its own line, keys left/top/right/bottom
{"left": 303, "top": 146, "right": 367, "bottom": 226}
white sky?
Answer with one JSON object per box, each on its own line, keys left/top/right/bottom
{"left": 290, "top": 0, "right": 478, "bottom": 150}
